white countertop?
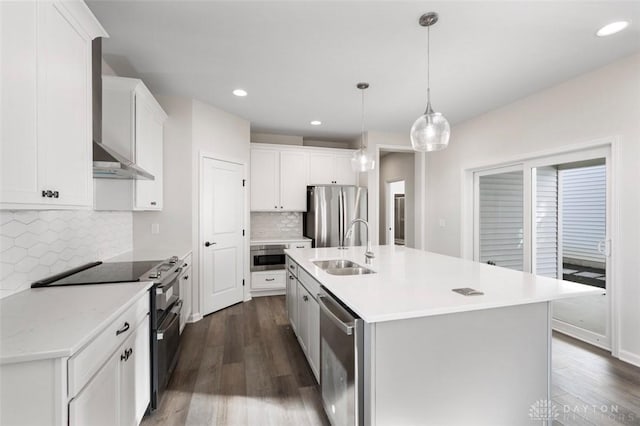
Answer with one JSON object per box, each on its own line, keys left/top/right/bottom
{"left": 0, "top": 282, "right": 152, "bottom": 364}
{"left": 285, "top": 245, "right": 602, "bottom": 323}
{"left": 108, "top": 246, "right": 192, "bottom": 262}
{"left": 250, "top": 237, "right": 311, "bottom": 245}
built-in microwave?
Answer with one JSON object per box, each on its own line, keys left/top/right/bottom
{"left": 250, "top": 244, "right": 288, "bottom": 272}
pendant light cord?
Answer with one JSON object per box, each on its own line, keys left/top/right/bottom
{"left": 361, "top": 88, "right": 365, "bottom": 149}
{"left": 426, "top": 25, "right": 431, "bottom": 110}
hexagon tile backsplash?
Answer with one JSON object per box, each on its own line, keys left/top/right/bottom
{"left": 0, "top": 210, "right": 132, "bottom": 299}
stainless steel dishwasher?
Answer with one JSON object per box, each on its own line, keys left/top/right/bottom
{"left": 318, "top": 287, "right": 364, "bottom": 426}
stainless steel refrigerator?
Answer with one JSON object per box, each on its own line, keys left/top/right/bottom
{"left": 304, "top": 186, "right": 368, "bottom": 248}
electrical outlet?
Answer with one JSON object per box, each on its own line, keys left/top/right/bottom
{"left": 439, "top": 218, "right": 446, "bottom": 227}
{"left": 152, "top": 223, "right": 160, "bottom": 234}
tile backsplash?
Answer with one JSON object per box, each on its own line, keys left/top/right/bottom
{"left": 0, "top": 210, "right": 132, "bottom": 298}
{"left": 251, "top": 212, "right": 303, "bottom": 240}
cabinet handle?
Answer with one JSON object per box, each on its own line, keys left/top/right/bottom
{"left": 150, "top": 201, "right": 157, "bottom": 206}
{"left": 41, "top": 190, "right": 57, "bottom": 198}
{"left": 183, "top": 275, "right": 189, "bottom": 280}
{"left": 265, "top": 278, "right": 275, "bottom": 282}
{"left": 280, "top": 206, "right": 283, "bottom": 209}
{"left": 274, "top": 205, "right": 278, "bottom": 209}
{"left": 183, "top": 263, "right": 188, "bottom": 268}
{"left": 116, "top": 322, "right": 130, "bottom": 336}
{"left": 303, "top": 295, "right": 309, "bottom": 302}
{"left": 296, "top": 245, "right": 305, "bottom": 248}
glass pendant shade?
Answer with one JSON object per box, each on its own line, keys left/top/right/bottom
{"left": 410, "top": 110, "right": 450, "bottom": 152}
{"left": 351, "top": 147, "right": 375, "bottom": 172}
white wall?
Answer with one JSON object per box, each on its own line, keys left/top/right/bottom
{"left": 425, "top": 53, "right": 640, "bottom": 365}
{"left": 191, "top": 100, "right": 251, "bottom": 315}
{"left": 132, "top": 96, "right": 193, "bottom": 253}
{"left": 379, "top": 153, "right": 415, "bottom": 247}
{"left": 365, "top": 131, "right": 426, "bottom": 249}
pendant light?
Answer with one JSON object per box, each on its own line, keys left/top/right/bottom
{"left": 410, "top": 12, "right": 450, "bottom": 152}
{"left": 351, "top": 82, "right": 375, "bottom": 172}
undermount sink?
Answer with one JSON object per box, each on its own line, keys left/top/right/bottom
{"left": 313, "top": 259, "right": 375, "bottom": 276}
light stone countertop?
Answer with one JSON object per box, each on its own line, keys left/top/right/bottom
{"left": 285, "top": 245, "right": 602, "bottom": 323}
{"left": 0, "top": 282, "right": 152, "bottom": 364}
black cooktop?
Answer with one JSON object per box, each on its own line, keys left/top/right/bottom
{"left": 32, "top": 260, "right": 161, "bottom": 287}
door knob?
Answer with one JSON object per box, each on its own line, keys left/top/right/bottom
{"left": 205, "top": 241, "right": 216, "bottom": 247}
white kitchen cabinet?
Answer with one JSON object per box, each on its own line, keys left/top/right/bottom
{"left": 280, "top": 151, "right": 308, "bottom": 211}
{"left": 0, "top": 0, "right": 106, "bottom": 209}
{"left": 250, "top": 148, "right": 280, "bottom": 210}
{"left": 286, "top": 271, "right": 298, "bottom": 333}
{"left": 295, "top": 280, "right": 320, "bottom": 380}
{"left": 308, "top": 152, "right": 356, "bottom": 185}
{"left": 179, "top": 265, "right": 192, "bottom": 334}
{"left": 94, "top": 76, "right": 167, "bottom": 211}
{"left": 1, "top": 288, "right": 151, "bottom": 426}
{"left": 296, "top": 281, "right": 310, "bottom": 355}
{"left": 71, "top": 315, "right": 149, "bottom": 426}
{"left": 250, "top": 148, "right": 308, "bottom": 211}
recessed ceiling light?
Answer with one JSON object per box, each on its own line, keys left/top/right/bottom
{"left": 310, "top": 120, "right": 322, "bottom": 126}
{"left": 233, "top": 89, "right": 248, "bottom": 97}
{"left": 596, "top": 21, "right": 630, "bottom": 37}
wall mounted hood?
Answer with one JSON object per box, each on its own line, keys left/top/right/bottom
{"left": 91, "top": 38, "right": 154, "bottom": 180}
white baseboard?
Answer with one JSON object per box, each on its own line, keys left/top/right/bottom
{"left": 619, "top": 350, "right": 640, "bottom": 368}
{"left": 251, "top": 289, "right": 285, "bottom": 297}
{"left": 188, "top": 312, "right": 203, "bottom": 323}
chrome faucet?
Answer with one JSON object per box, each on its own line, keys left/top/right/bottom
{"left": 345, "top": 218, "right": 374, "bottom": 262}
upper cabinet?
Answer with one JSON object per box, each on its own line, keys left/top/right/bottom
{"left": 308, "top": 152, "right": 357, "bottom": 185}
{"left": 94, "top": 77, "right": 167, "bottom": 211}
{"left": 0, "top": 0, "right": 107, "bottom": 209}
{"left": 251, "top": 148, "right": 308, "bottom": 211}
{"left": 250, "top": 144, "right": 357, "bottom": 212}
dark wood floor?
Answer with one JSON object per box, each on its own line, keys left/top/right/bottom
{"left": 142, "top": 296, "right": 329, "bottom": 426}
{"left": 143, "top": 296, "right": 640, "bottom": 426}
{"left": 552, "top": 332, "right": 640, "bottom": 425}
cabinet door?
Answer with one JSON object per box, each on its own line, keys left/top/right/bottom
{"left": 333, "top": 155, "right": 357, "bottom": 185}
{"left": 37, "top": 1, "right": 92, "bottom": 207}
{"left": 286, "top": 273, "right": 298, "bottom": 333}
{"left": 0, "top": 1, "right": 40, "bottom": 206}
{"left": 120, "top": 317, "right": 151, "bottom": 426}
{"left": 69, "top": 351, "right": 120, "bottom": 426}
{"left": 308, "top": 297, "right": 320, "bottom": 381}
{"left": 250, "top": 149, "right": 280, "bottom": 210}
{"left": 296, "top": 281, "right": 309, "bottom": 354}
{"left": 308, "top": 153, "right": 335, "bottom": 185}
{"left": 279, "top": 151, "right": 308, "bottom": 211}
{"left": 135, "top": 96, "right": 163, "bottom": 210}
{"left": 179, "top": 269, "right": 192, "bottom": 333}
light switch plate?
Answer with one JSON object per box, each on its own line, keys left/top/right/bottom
{"left": 151, "top": 223, "right": 160, "bottom": 234}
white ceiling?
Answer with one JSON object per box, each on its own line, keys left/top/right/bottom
{"left": 88, "top": 1, "right": 640, "bottom": 140}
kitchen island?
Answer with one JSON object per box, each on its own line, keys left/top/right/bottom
{"left": 284, "top": 245, "right": 601, "bottom": 425}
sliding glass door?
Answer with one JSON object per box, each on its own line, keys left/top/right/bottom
{"left": 473, "top": 147, "right": 611, "bottom": 350}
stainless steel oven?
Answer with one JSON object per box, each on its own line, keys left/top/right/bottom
{"left": 318, "top": 287, "right": 364, "bottom": 426}
{"left": 250, "top": 244, "right": 288, "bottom": 271}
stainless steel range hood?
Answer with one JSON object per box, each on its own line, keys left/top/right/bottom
{"left": 92, "top": 38, "right": 154, "bottom": 180}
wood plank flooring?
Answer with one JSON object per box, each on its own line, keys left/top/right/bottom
{"left": 552, "top": 332, "right": 640, "bottom": 426}
{"left": 142, "top": 296, "right": 329, "bottom": 426}
{"left": 143, "top": 296, "right": 640, "bottom": 426}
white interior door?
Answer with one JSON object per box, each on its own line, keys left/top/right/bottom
{"left": 201, "top": 157, "right": 245, "bottom": 315}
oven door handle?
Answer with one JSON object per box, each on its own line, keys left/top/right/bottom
{"left": 157, "top": 300, "right": 182, "bottom": 340}
{"left": 155, "top": 268, "right": 182, "bottom": 295}
{"left": 318, "top": 294, "right": 354, "bottom": 336}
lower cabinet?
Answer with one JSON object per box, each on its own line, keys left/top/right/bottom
{"left": 179, "top": 266, "right": 192, "bottom": 333}
{"left": 70, "top": 316, "right": 150, "bottom": 426}
{"left": 286, "top": 257, "right": 320, "bottom": 382}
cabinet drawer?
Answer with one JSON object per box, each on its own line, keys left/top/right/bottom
{"left": 68, "top": 292, "right": 149, "bottom": 397}
{"left": 298, "top": 268, "right": 320, "bottom": 301}
{"left": 251, "top": 271, "right": 286, "bottom": 290}
{"left": 286, "top": 257, "right": 298, "bottom": 277}
{"left": 289, "top": 241, "right": 311, "bottom": 249}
